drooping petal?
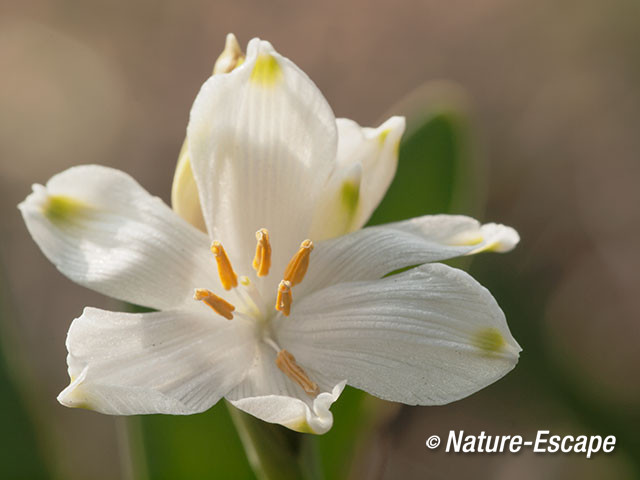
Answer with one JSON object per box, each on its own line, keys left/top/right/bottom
{"left": 299, "top": 214, "right": 519, "bottom": 296}
{"left": 18, "top": 165, "right": 220, "bottom": 311}
{"left": 277, "top": 263, "right": 520, "bottom": 406}
{"left": 226, "top": 343, "right": 345, "bottom": 434}
{"left": 188, "top": 38, "right": 338, "bottom": 279}
{"left": 58, "top": 307, "right": 257, "bottom": 415}
{"left": 309, "top": 116, "right": 406, "bottom": 241}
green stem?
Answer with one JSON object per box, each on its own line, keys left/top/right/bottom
{"left": 226, "top": 402, "right": 323, "bottom": 480}
{"left": 116, "top": 416, "right": 149, "bottom": 480}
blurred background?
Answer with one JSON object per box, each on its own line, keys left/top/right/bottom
{"left": 1, "top": 0, "right": 639, "bottom": 478}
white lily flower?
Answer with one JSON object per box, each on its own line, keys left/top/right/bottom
{"left": 19, "top": 36, "right": 521, "bottom": 434}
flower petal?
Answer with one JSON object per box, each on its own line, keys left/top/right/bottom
{"left": 309, "top": 116, "right": 406, "bottom": 241}
{"left": 188, "top": 38, "right": 338, "bottom": 278}
{"left": 277, "top": 263, "right": 520, "bottom": 406}
{"left": 226, "top": 343, "right": 345, "bottom": 434}
{"left": 300, "top": 214, "right": 519, "bottom": 296}
{"left": 171, "top": 141, "right": 207, "bottom": 232}
{"left": 18, "top": 165, "right": 220, "bottom": 311}
{"left": 170, "top": 33, "right": 246, "bottom": 232}
{"left": 58, "top": 307, "right": 257, "bottom": 415}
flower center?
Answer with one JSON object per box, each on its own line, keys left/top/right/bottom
{"left": 193, "top": 228, "right": 318, "bottom": 396}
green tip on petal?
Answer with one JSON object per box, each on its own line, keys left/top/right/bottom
{"left": 288, "top": 419, "right": 317, "bottom": 434}
{"left": 250, "top": 54, "right": 282, "bottom": 86}
{"left": 340, "top": 180, "right": 360, "bottom": 217}
{"left": 65, "top": 396, "right": 93, "bottom": 411}
{"left": 58, "top": 380, "right": 94, "bottom": 411}
{"left": 378, "top": 128, "right": 391, "bottom": 146}
{"left": 472, "top": 327, "right": 507, "bottom": 355}
{"left": 43, "top": 195, "right": 89, "bottom": 223}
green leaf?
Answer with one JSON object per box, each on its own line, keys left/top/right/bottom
{"left": 0, "top": 344, "right": 51, "bottom": 480}
{"left": 369, "top": 81, "right": 484, "bottom": 225}
{"left": 227, "top": 404, "right": 322, "bottom": 480}
{"left": 0, "top": 262, "right": 51, "bottom": 479}
{"left": 316, "top": 386, "right": 372, "bottom": 479}
{"left": 139, "top": 403, "right": 256, "bottom": 480}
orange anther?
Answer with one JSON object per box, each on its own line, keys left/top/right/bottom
{"left": 283, "top": 239, "right": 314, "bottom": 286}
{"left": 252, "top": 228, "right": 272, "bottom": 277}
{"left": 194, "top": 289, "right": 235, "bottom": 320}
{"left": 275, "top": 349, "right": 319, "bottom": 396}
{"left": 211, "top": 241, "right": 238, "bottom": 290}
{"left": 275, "top": 280, "right": 292, "bottom": 316}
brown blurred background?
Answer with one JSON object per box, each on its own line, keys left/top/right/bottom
{"left": 1, "top": 0, "right": 639, "bottom": 478}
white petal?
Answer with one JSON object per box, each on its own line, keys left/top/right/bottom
{"left": 300, "top": 214, "right": 519, "bottom": 296}
{"left": 467, "top": 222, "right": 521, "bottom": 254}
{"left": 170, "top": 34, "right": 246, "bottom": 232}
{"left": 58, "top": 307, "right": 257, "bottom": 415}
{"left": 188, "top": 38, "right": 337, "bottom": 279}
{"left": 226, "top": 343, "right": 345, "bottom": 434}
{"left": 308, "top": 162, "right": 363, "bottom": 241}
{"left": 170, "top": 141, "right": 206, "bottom": 232}
{"left": 18, "top": 165, "right": 221, "bottom": 311}
{"left": 309, "top": 116, "right": 406, "bottom": 241}
{"left": 277, "top": 263, "right": 520, "bottom": 406}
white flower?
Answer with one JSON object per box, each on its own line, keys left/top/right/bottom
{"left": 18, "top": 36, "right": 521, "bottom": 434}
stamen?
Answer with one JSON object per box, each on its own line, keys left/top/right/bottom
{"left": 275, "top": 349, "right": 319, "bottom": 396}
{"left": 252, "top": 228, "right": 272, "bottom": 277}
{"left": 194, "top": 289, "right": 235, "bottom": 320}
{"left": 283, "top": 239, "right": 314, "bottom": 286}
{"left": 211, "top": 241, "right": 238, "bottom": 290}
{"left": 275, "top": 280, "right": 292, "bottom": 316}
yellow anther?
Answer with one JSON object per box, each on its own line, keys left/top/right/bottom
{"left": 283, "top": 239, "right": 314, "bottom": 286}
{"left": 252, "top": 228, "right": 272, "bottom": 277}
{"left": 194, "top": 289, "right": 235, "bottom": 320}
{"left": 275, "top": 280, "right": 292, "bottom": 316}
{"left": 275, "top": 349, "right": 319, "bottom": 396}
{"left": 211, "top": 241, "right": 238, "bottom": 290}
